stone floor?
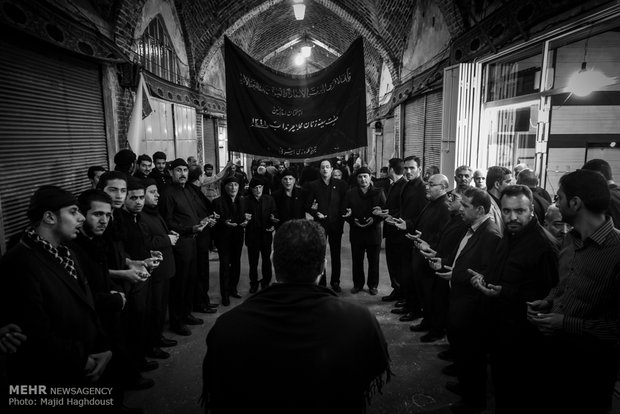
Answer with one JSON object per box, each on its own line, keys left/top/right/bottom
{"left": 126, "top": 233, "right": 620, "bottom": 414}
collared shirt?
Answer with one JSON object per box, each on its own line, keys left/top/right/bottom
{"left": 546, "top": 218, "right": 620, "bottom": 342}
{"left": 452, "top": 215, "right": 489, "bottom": 268}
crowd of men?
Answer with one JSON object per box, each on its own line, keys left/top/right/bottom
{"left": 1, "top": 146, "right": 619, "bottom": 414}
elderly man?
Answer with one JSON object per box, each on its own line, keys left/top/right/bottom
{"left": 471, "top": 185, "right": 558, "bottom": 414}
{"left": 453, "top": 166, "right": 473, "bottom": 195}
{"left": 271, "top": 169, "right": 308, "bottom": 227}
{"left": 472, "top": 169, "right": 486, "bottom": 189}
{"left": 528, "top": 170, "right": 620, "bottom": 414}
{"left": 202, "top": 220, "right": 391, "bottom": 414}
{"left": 343, "top": 167, "right": 386, "bottom": 295}
{"left": 486, "top": 166, "right": 513, "bottom": 237}
{"left": 544, "top": 204, "right": 571, "bottom": 244}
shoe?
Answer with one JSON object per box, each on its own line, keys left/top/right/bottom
{"left": 442, "top": 363, "right": 457, "bottom": 376}
{"left": 184, "top": 315, "right": 204, "bottom": 325}
{"left": 331, "top": 284, "right": 342, "bottom": 293}
{"left": 381, "top": 291, "right": 400, "bottom": 302}
{"left": 410, "top": 322, "right": 430, "bottom": 332}
{"left": 391, "top": 308, "right": 410, "bottom": 315}
{"left": 395, "top": 299, "right": 408, "bottom": 308}
{"left": 139, "top": 360, "right": 159, "bottom": 372}
{"left": 194, "top": 305, "right": 217, "bottom": 313}
{"left": 222, "top": 296, "right": 230, "bottom": 306}
{"left": 399, "top": 312, "right": 419, "bottom": 322}
{"left": 420, "top": 332, "right": 445, "bottom": 342}
{"left": 249, "top": 285, "right": 258, "bottom": 294}
{"left": 206, "top": 303, "right": 219, "bottom": 309}
{"left": 449, "top": 401, "right": 483, "bottom": 414}
{"left": 230, "top": 292, "right": 242, "bottom": 299}
{"left": 351, "top": 287, "right": 362, "bottom": 294}
{"left": 171, "top": 324, "right": 191, "bottom": 336}
{"left": 445, "top": 381, "right": 463, "bottom": 396}
{"left": 437, "top": 349, "right": 454, "bottom": 361}
{"left": 369, "top": 287, "right": 378, "bottom": 295}
{"left": 146, "top": 347, "right": 170, "bottom": 359}
{"left": 125, "top": 376, "right": 154, "bottom": 391}
{"left": 157, "top": 337, "right": 177, "bottom": 347}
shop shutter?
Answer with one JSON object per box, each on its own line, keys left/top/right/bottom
{"left": 0, "top": 37, "right": 108, "bottom": 251}
{"left": 380, "top": 117, "right": 395, "bottom": 170}
{"left": 203, "top": 117, "right": 217, "bottom": 169}
{"left": 403, "top": 98, "right": 424, "bottom": 159}
{"left": 424, "top": 91, "right": 443, "bottom": 171}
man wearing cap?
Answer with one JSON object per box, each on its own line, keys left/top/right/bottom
{"left": 114, "top": 148, "right": 137, "bottom": 175}
{"left": 0, "top": 186, "right": 114, "bottom": 391}
{"left": 305, "top": 159, "right": 348, "bottom": 292}
{"left": 213, "top": 176, "right": 248, "bottom": 306}
{"left": 243, "top": 177, "right": 278, "bottom": 293}
{"left": 159, "top": 158, "right": 209, "bottom": 336}
{"left": 342, "top": 167, "right": 386, "bottom": 295}
{"left": 272, "top": 169, "right": 308, "bottom": 228}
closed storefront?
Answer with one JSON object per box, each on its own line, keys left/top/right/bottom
{"left": 0, "top": 36, "right": 108, "bottom": 252}
{"left": 403, "top": 90, "right": 443, "bottom": 170}
{"left": 202, "top": 117, "right": 218, "bottom": 169}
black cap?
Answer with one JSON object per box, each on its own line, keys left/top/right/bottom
{"left": 356, "top": 167, "right": 372, "bottom": 176}
{"left": 169, "top": 158, "right": 189, "bottom": 170}
{"left": 27, "top": 185, "right": 77, "bottom": 222}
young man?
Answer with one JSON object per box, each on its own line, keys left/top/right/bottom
{"left": 87, "top": 165, "right": 106, "bottom": 189}
{"left": 343, "top": 167, "right": 386, "bottom": 295}
{"left": 203, "top": 220, "right": 391, "bottom": 414}
{"left": 243, "top": 178, "right": 278, "bottom": 293}
{"left": 149, "top": 151, "right": 172, "bottom": 191}
{"left": 134, "top": 154, "right": 153, "bottom": 180}
{"left": 0, "top": 186, "right": 113, "bottom": 390}
{"left": 486, "top": 166, "right": 513, "bottom": 237}
{"left": 114, "top": 148, "right": 137, "bottom": 175}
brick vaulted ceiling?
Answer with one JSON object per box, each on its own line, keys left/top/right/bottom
{"left": 173, "top": 0, "right": 466, "bottom": 100}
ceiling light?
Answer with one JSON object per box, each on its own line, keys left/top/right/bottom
{"left": 292, "top": 0, "right": 305, "bottom": 20}
{"left": 567, "top": 62, "right": 615, "bottom": 97}
{"left": 294, "top": 53, "right": 305, "bottom": 66}
{"left": 301, "top": 45, "right": 312, "bottom": 58}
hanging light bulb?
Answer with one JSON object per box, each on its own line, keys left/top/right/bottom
{"left": 301, "top": 45, "right": 312, "bottom": 58}
{"left": 567, "top": 62, "right": 615, "bottom": 97}
{"left": 294, "top": 53, "right": 305, "bottom": 66}
{"left": 292, "top": 0, "right": 305, "bottom": 20}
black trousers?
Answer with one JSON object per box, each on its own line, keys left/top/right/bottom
{"left": 122, "top": 278, "right": 150, "bottom": 365}
{"left": 385, "top": 240, "right": 404, "bottom": 294}
{"left": 169, "top": 236, "right": 197, "bottom": 328}
{"left": 247, "top": 233, "right": 273, "bottom": 288}
{"left": 449, "top": 323, "right": 488, "bottom": 410}
{"left": 413, "top": 251, "right": 449, "bottom": 333}
{"left": 147, "top": 277, "right": 170, "bottom": 346}
{"left": 319, "top": 229, "right": 342, "bottom": 287}
{"left": 401, "top": 245, "right": 422, "bottom": 313}
{"left": 195, "top": 231, "right": 212, "bottom": 306}
{"left": 216, "top": 231, "right": 244, "bottom": 298}
{"left": 351, "top": 242, "right": 380, "bottom": 289}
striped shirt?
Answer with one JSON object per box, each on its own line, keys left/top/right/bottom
{"left": 546, "top": 218, "right": 620, "bottom": 342}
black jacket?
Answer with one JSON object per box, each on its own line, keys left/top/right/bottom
{"left": 272, "top": 186, "right": 309, "bottom": 227}
{"left": 343, "top": 186, "right": 386, "bottom": 245}
{"left": 242, "top": 194, "right": 278, "bottom": 246}
{"left": 139, "top": 205, "right": 176, "bottom": 280}
{"left": 305, "top": 178, "right": 348, "bottom": 234}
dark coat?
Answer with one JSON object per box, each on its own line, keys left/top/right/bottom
{"left": 0, "top": 234, "right": 108, "bottom": 386}
{"left": 412, "top": 194, "right": 451, "bottom": 249}
{"left": 343, "top": 186, "right": 386, "bottom": 245}
{"left": 242, "top": 194, "right": 278, "bottom": 247}
{"left": 159, "top": 183, "right": 202, "bottom": 236}
{"left": 271, "top": 186, "right": 308, "bottom": 227}
{"left": 383, "top": 176, "right": 408, "bottom": 241}
{"left": 305, "top": 178, "right": 348, "bottom": 234}
{"left": 139, "top": 205, "right": 176, "bottom": 280}
{"left": 212, "top": 194, "right": 245, "bottom": 244}
{"left": 435, "top": 213, "right": 469, "bottom": 258}
{"left": 399, "top": 177, "right": 429, "bottom": 239}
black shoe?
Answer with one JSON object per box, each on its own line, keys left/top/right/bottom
{"left": 139, "top": 360, "right": 159, "bottom": 372}
{"left": 157, "top": 337, "right": 177, "bottom": 347}
{"left": 222, "top": 296, "right": 230, "bottom": 306}
{"left": 230, "top": 292, "right": 242, "bottom": 299}
{"left": 399, "top": 312, "right": 418, "bottom": 322}
{"left": 368, "top": 287, "right": 378, "bottom": 295}
{"left": 171, "top": 324, "right": 192, "bottom": 336}
{"left": 194, "top": 305, "right": 217, "bottom": 313}
{"left": 445, "top": 381, "right": 463, "bottom": 396}
{"left": 391, "top": 307, "right": 410, "bottom": 315}
{"left": 410, "top": 322, "right": 430, "bottom": 332}
{"left": 184, "top": 315, "right": 204, "bottom": 325}
{"left": 381, "top": 292, "right": 400, "bottom": 302}
{"left": 437, "top": 349, "right": 454, "bottom": 361}
{"left": 331, "top": 284, "right": 342, "bottom": 293}
{"left": 420, "top": 332, "right": 445, "bottom": 342}
{"left": 394, "top": 300, "right": 408, "bottom": 308}
{"left": 442, "top": 363, "right": 457, "bottom": 376}
{"left": 351, "top": 286, "right": 362, "bottom": 294}
{"left": 146, "top": 347, "right": 170, "bottom": 359}
{"left": 125, "top": 376, "right": 155, "bottom": 391}
{"left": 206, "top": 303, "right": 219, "bottom": 309}
{"left": 249, "top": 285, "right": 258, "bottom": 294}
{"left": 449, "top": 401, "right": 483, "bottom": 414}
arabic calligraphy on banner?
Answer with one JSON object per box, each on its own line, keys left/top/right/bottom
{"left": 225, "top": 36, "right": 367, "bottom": 158}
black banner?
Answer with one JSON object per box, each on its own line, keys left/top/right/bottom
{"left": 225, "top": 36, "right": 367, "bottom": 159}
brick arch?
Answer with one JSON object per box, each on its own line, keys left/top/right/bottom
{"left": 434, "top": 0, "right": 466, "bottom": 36}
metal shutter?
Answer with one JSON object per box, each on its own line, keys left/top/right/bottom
{"left": 203, "top": 117, "right": 217, "bottom": 169}
{"left": 403, "top": 98, "right": 424, "bottom": 160}
{"left": 0, "top": 37, "right": 108, "bottom": 251}
{"left": 380, "top": 117, "right": 395, "bottom": 170}
{"left": 424, "top": 91, "right": 443, "bottom": 171}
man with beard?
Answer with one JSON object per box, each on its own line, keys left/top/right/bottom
{"left": 272, "top": 169, "right": 308, "bottom": 227}
{"left": 453, "top": 166, "right": 473, "bottom": 196}
{"left": 343, "top": 167, "right": 386, "bottom": 295}
{"left": 243, "top": 178, "right": 278, "bottom": 293}
{"left": 213, "top": 176, "right": 248, "bottom": 306}
{"left": 114, "top": 148, "right": 137, "bottom": 175}
{"left": 385, "top": 155, "right": 428, "bottom": 321}
{"left": 0, "top": 186, "right": 114, "bottom": 394}
{"left": 133, "top": 154, "right": 153, "bottom": 180}
{"left": 305, "top": 159, "right": 348, "bottom": 292}
{"left": 149, "top": 151, "right": 172, "bottom": 191}
{"left": 486, "top": 166, "right": 513, "bottom": 237}
{"left": 470, "top": 185, "right": 558, "bottom": 414}
{"left": 544, "top": 205, "right": 571, "bottom": 245}
{"left": 528, "top": 170, "right": 620, "bottom": 414}
{"left": 201, "top": 161, "right": 233, "bottom": 202}
{"left": 159, "top": 159, "right": 209, "bottom": 336}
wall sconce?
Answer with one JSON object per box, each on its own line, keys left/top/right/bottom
{"left": 374, "top": 121, "right": 383, "bottom": 135}
{"left": 292, "top": 0, "right": 305, "bottom": 20}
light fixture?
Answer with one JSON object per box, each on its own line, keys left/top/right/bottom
{"left": 301, "top": 45, "right": 312, "bottom": 58}
{"left": 567, "top": 36, "right": 616, "bottom": 97}
{"left": 292, "top": 0, "right": 305, "bottom": 20}
{"left": 294, "top": 53, "right": 305, "bottom": 66}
